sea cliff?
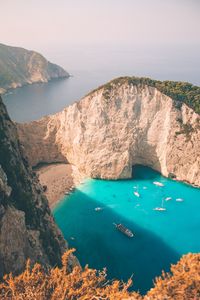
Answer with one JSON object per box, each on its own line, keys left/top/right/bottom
{"left": 18, "top": 77, "right": 200, "bottom": 187}
{"left": 0, "top": 43, "right": 69, "bottom": 94}
{"left": 0, "top": 96, "right": 77, "bottom": 277}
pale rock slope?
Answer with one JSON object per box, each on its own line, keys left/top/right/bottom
{"left": 17, "top": 79, "right": 200, "bottom": 186}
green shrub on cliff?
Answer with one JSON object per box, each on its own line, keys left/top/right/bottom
{"left": 127, "top": 77, "right": 200, "bottom": 114}
{"left": 91, "top": 76, "right": 200, "bottom": 115}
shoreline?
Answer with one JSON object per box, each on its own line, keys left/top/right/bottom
{"left": 36, "top": 163, "right": 85, "bottom": 209}
{"left": 1, "top": 76, "right": 69, "bottom": 96}
{"left": 36, "top": 163, "right": 200, "bottom": 210}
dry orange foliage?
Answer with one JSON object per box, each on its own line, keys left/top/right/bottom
{"left": 0, "top": 249, "right": 141, "bottom": 300}
{"left": 145, "top": 253, "right": 200, "bottom": 300}
{"left": 0, "top": 250, "right": 199, "bottom": 300}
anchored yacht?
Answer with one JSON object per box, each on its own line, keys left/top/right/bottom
{"left": 113, "top": 223, "right": 134, "bottom": 238}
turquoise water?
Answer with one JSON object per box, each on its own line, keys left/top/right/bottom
{"left": 53, "top": 165, "right": 200, "bottom": 294}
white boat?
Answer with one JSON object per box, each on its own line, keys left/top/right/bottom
{"left": 153, "top": 181, "right": 164, "bottom": 187}
{"left": 165, "top": 197, "right": 172, "bottom": 201}
{"left": 153, "top": 198, "right": 166, "bottom": 211}
{"left": 143, "top": 186, "right": 147, "bottom": 190}
{"left": 134, "top": 191, "right": 140, "bottom": 197}
{"left": 176, "top": 198, "right": 184, "bottom": 202}
{"left": 153, "top": 207, "right": 166, "bottom": 211}
{"left": 95, "top": 207, "right": 103, "bottom": 211}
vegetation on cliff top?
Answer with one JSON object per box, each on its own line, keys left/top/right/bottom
{"left": 0, "top": 250, "right": 199, "bottom": 300}
{"left": 89, "top": 76, "right": 200, "bottom": 115}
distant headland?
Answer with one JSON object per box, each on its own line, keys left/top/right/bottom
{"left": 0, "top": 43, "right": 69, "bottom": 94}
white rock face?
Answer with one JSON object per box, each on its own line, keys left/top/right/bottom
{"left": 17, "top": 83, "right": 200, "bottom": 186}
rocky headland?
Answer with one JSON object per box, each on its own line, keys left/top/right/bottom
{"left": 17, "top": 77, "right": 200, "bottom": 187}
{"left": 0, "top": 96, "right": 77, "bottom": 277}
{"left": 0, "top": 43, "right": 69, "bottom": 94}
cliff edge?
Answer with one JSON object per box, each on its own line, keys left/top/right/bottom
{"left": 18, "top": 77, "right": 200, "bottom": 186}
{"left": 0, "top": 96, "right": 77, "bottom": 277}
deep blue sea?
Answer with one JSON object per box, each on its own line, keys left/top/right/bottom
{"left": 53, "top": 165, "right": 200, "bottom": 294}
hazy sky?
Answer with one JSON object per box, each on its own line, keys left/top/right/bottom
{"left": 1, "top": 0, "right": 200, "bottom": 84}
{"left": 2, "top": 0, "right": 200, "bottom": 120}
{"left": 1, "top": 0, "right": 200, "bottom": 50}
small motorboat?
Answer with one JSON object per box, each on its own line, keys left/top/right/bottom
{"left": 95, "top": 207, "right": 103, "bottom": 211}
{"left": 176, "top": 198, "right": 184, "bottom": 202}
{"left": 153, "top": 197, "right": 166, "bottom": 211}
{"left": 165, "top": 197, "right": 172, "bottom": 201}
{"left": 153, "top": 207, "right": 167, "bottom": 211}
{"left": 113, "top": 223, "right": 134, "bottom": 238}
{"left": 70, "top": 237, "right": 75, "bottom": 240}
{"left": 134, "top": 191, "right": 140, "bottom": 197}
{"left": 153, "top": 181, "right": 164, "bottom": 187}
{"left": 143, "top": 186, "right": 147, "bottom": 190}
{"left": 64, "top": 191, "right": 69, "bottom": 195}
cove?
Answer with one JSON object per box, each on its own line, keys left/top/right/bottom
{"left": 53, "top": 165, "right": 200, "bottom": 294}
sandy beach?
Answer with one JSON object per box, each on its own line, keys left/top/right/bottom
{"left": 36, "top": 163, "right": 84, "bottom": 209}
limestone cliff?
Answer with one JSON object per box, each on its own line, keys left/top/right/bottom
{"left": 0, "top": 43, "right": 69, "bottom": 94}
{"left": 17, "top": 78, "right": 200, "bottom": 186}
{"left": 0, "top": 96, "right": 77, "bottom": 277}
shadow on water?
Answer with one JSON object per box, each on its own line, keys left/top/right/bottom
{"left": 53, "top": 189, "right": 180, "bottom": 295}
{"left": 132, "top": 164, "right": 162, "bottom": 181}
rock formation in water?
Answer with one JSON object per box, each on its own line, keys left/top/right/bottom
{"left": 0, "top": 43, "right": 69, "bottom": 94}
{"left": 17, "top": 77, "right": 200, "bottom": 187}
{"left": 0, "top": 96, "right": 77, "bottom": 277}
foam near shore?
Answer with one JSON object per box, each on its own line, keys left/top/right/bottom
{"left": 36, "top": 163, "right": 84, "bottom": 209}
